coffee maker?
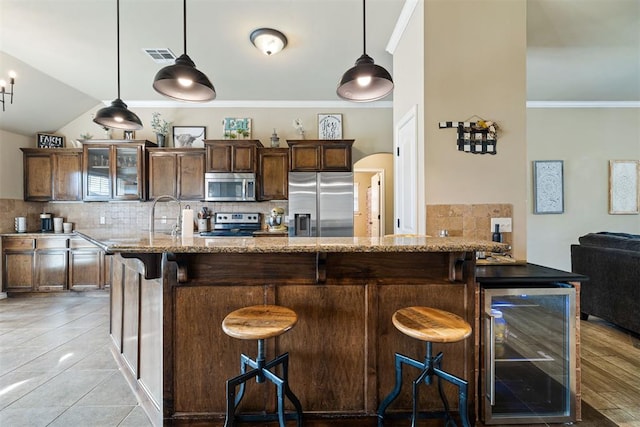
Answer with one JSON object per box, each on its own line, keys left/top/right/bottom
{"left": 40, "top": 213, "right": 53, "bottom": 232}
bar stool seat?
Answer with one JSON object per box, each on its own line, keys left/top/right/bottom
{"left": 223, "top": 304, "right": 298, "bottom": 340}
{"left": 392, "top": 306, "right": 472, "bottom": 343}
{"left": 222, "top": 304, "right": 303, "bottom": 427}
{"left": 378, "top": 307, "right": 472, "bottom": 427}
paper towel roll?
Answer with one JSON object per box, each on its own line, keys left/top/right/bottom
{"left": 181, "top": 207, "right": 194, "bottom": 237}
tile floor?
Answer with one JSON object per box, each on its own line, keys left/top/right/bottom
{"left": 0, "top": 292, "right": 152, "bottom": 427}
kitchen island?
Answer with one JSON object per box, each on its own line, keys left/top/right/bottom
{"left": 78, "top": 231, "right": 505, "bottom": 426}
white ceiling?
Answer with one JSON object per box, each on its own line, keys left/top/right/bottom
{"left": 1, "top": 0, "right": 639, "bottom": 137}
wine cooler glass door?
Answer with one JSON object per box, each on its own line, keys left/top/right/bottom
{"left": 482, "top": 285, "right": 576, "bottom": 425}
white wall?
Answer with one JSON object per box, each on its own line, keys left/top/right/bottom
{"left": 58, "top": 105, "right": 393, "bottom": 164}
{"left": 392, "top": 0, "right": 528, "bottom": 258}
{"left": 0, "top": 129, "right": 30, "bottom": 199}
{"left": 392, "top": 0, "right": 425, "bottom": 234}
{"left": 527, "top": 108, "right": 640, "bottom": 271}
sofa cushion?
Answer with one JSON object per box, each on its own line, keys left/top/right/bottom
{"left": 578, "top": 232, "right": 640, "bottom": 252}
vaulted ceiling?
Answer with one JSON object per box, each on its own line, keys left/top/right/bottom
{"left": 1, "top": 0, "right": 638, "bottom": 137}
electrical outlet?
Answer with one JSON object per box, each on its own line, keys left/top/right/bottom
{"left": 162, "top": 215, "right": 167, "bottom": 224}
{"left": 490, "top": 217, "right": 512, "bottom": 232}
{"left": 99, "top": 216, "right": 106, "bottom": 225}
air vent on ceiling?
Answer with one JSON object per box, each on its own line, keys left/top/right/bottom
{"left": 143, "top": 48, "right": 177, "bottom": 64}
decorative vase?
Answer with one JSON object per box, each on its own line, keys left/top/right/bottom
{"left": 156, "top": 134, "right": 166, "bottom": 147}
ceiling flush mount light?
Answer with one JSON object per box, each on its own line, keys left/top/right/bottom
{"left": 0, "top": 71, "right": 16, "bottom": 112}
{"left": 93, "top": 0, "right": 142, "bottom": 130}
{"left": 250, "top": 28, "right": 288, "bottom": 56}
{"left": 153, "top": 0, "right": 216, "bottom": 102}
{"left": 337, "top": 0, "right": 394, "bottom": 102}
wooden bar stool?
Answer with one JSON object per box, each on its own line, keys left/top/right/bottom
{"left": 222, "top": 304, "right": 303, "bottom": 427}
{"left": 377, "top": 307, "right": 472, "bottom": 427}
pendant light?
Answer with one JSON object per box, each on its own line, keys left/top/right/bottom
{"left": 152, "top": 0, "right": 216, "bottom": 102}
{"left": 93, "top": 0, "right": 143, "bottom": 131}
{"left": 337, "top": 0, "right": 394, "bottom": 102}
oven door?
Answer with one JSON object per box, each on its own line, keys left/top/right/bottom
{"left": 205, "top": 173, "right": 256, "bottom": 201}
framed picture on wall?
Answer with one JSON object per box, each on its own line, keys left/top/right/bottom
{"left": 173, "top": 126, "right": 206, "bottom": 147}
{"left": 533, "top": 160, "right": 564, "bottom": 214}
{"left": 609, "top": 160, "right": 639, "bottom": 214}
{"left": 318, "top": 114, "right": 342, "bottom": 140}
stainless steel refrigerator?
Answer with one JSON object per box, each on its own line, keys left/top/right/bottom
{"left": 288, "top": 172, "right": 354, "bottom": 237}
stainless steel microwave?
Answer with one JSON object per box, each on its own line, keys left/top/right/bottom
{"left": 204, "top": 172, "right": 256, "bottom": 202}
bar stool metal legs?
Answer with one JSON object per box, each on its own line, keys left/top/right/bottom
{"left": 378, "top": 341, "right": 470, "bottom": 427}
{"left": 222, "top": 304, "right": 302, "bottom": 426}
{"left": 224, "top": 340, "right": 303, "bottom": 427}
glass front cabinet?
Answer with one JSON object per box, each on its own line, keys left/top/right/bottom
{"left": 82, "top": 140, "right": 153, "bottom": 201}
{"left": 481, "top": 285, "right": 576, "bottom": 424}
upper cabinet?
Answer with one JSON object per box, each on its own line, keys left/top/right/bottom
{"left": 22, "top": 148, "right": 83, "bottom": 202}
{"left": 204, "top": 140, "right": 263, "bottom": 173}
{"left": 148, "top": 148, "right": 205, "bottom": 200}
{"left": 258, "top": 147, "right": 289, "bottom": 201}
{"left": 288, "top": 139, "right": 354, "bottom": 172}
{"left": 82, "top": 140, "right": 155, "bottom": 201}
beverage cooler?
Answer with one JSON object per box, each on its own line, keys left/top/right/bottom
{"left": 481, "top": 285, "right": 576, "bottom": 424}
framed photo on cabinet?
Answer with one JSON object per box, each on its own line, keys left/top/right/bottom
{"left": 533, "top": 160, "right": 564, "bottom": 214}
{"left": 173, "top": 126, "right": 206, "bottom": 148}
{"left": 318, "top": 114, "right": 342, "bottom": 140}
{"left": 609, "top": 160, "right": 639, "bottom": 214}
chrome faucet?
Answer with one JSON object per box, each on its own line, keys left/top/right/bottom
{"left": 150, "top": 195, "right": 181, "bottom": 236}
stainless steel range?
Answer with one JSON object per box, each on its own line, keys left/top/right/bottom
{"left": 199, "top": 213, "right": 261, "bottom": 237}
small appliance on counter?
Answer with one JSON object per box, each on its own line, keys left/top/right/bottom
{"left": 199, "top": 213, "right": 261, "bottom": 237}
{"left": 267, "top": 208, "right": 287, "bottom": 232}
{"left": 40, "top": 213, "right": 53, "bottom": 232}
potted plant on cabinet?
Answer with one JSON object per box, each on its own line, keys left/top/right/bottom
{"left": 151, "top": 112, "right": 171, "bottom": 147}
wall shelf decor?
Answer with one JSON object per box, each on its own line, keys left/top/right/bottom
{"left": 439, "top": 118, "right": 498, "bottom": 155}
{"left": 609, "top": 160, "right": 639, "bottom": 214}
{"left": 533, "top": 160, "right": 564, "bottom": 214}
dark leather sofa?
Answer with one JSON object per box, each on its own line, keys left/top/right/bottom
{"left": 571, "top": 232, "right": 640, "bottom": 335}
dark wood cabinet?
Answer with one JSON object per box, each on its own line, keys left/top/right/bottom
{"left": 69, "top": 237, "right": 104, "bottom": 290}
{"left": 288, "top": 139, "right": 354, "bottom": 171}
{"left": 81, "top": 140, "right": 155, "bottom": 201}
{"left": 21, "top": 148, "right": 83, "bottom": 201}
{"left": 204, "top": 140, "right": 262, "bottom": 173}
{"left": 148, "top": 148, "right": 205, "bottom": 200}
{"left": 257, "top": 147, "right": 289, "bottom": 200}
{"left": 2, "top": 235, "right": 105, "bottom": 293}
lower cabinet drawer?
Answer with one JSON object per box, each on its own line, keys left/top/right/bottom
{"left": 3, "top": 237, "right": 35, "bottom": 251}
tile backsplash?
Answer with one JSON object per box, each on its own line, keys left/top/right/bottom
{"left": 0, "top": 198, "right": 286, "bottom": 234}
{"left": 426, "top": 203, "right": 513, "bottom": 251}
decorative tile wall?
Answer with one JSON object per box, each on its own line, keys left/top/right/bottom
{"left": 0, "top": 199, "right": 286, "bottom": 234}
{"left": 426, "top": 203, "right": 513, "bottom": 251}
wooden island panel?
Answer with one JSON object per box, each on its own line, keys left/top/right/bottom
{"left": 108, "top": 250, "right": 476, "bottom": 425}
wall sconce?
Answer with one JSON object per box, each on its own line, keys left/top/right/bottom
{"left": 0, "top": 71, "right": 16, "bottom": 112}
{"left": 250, "top": 28, "right": 287, "bottom": 56}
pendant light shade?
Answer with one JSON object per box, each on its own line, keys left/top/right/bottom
{"left": 337, "top": 0, "right": 393, "bottom": 102}
{"left": 153, "top": 53, "right": 216, "bottom": 101}
{"left": 93, "top": 0, "right": 143, "bottom": 131}
{"left": 94, "top": 98, "right": 143, "bottom": 130}
{"left": 153, "top": 0, "right": 215, "bottom": 102}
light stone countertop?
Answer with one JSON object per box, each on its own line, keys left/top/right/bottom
{"left": 74, "top": 229, "right": 508, "bottom": 254}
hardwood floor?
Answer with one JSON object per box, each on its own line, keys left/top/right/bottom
{"left": 580, "top": 316, "right": 640, "bottom": 427}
